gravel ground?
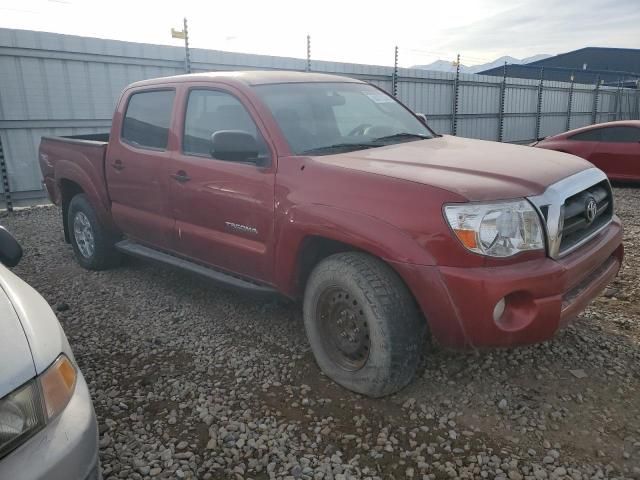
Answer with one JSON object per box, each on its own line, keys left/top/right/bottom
{"left": 1, "top": 186, "right": 639, "bottom": 480}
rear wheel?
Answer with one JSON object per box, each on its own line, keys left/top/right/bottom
{"left": 68, "top": 194, "right": 119, "bottom": 270}
{"left": 303, "top": 252, "right": 426, "bottom": 397}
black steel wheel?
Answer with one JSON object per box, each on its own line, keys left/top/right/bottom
{"left": 317, "top": 286, "right": 370, "bottom": 371}
{"left": 303, "top": 252, "right": 426, "bottom": 397}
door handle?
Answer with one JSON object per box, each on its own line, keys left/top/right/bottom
{"left": 111, "top": 159, "right": 124, "bottom": 171}
{"left": 171, "top": 171, "right": 191, "bottom": 183}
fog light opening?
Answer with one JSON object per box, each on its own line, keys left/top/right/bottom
{"left": 493, "top": 291, "right": 538, "bottom": 332}
{"left": 493, "top": 298, "right": 506, "bottom": 322}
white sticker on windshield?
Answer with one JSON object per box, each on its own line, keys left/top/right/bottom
{"left": 364, "top": 92, "right": 394, "bottom": 103}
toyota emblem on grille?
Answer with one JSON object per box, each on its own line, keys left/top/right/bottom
{"left": 585, "top": 197, "right": 598, "bottom": 224}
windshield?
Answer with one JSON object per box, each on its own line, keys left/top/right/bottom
{"left": 253, "top": 82, "right": 434, "bottom": 155}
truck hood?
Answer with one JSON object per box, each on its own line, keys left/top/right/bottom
{"left": 0, "top": 286, "right": 36, "bottom": 398}
{"left": 313, "top": 135, "right": 590, "bottom": 201}
{"left": 0, "top": 264, "right": 73, "bottom": 398}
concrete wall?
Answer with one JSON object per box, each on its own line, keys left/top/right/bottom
{"left": 1, "top": 27, "right": 639, "bottom": 199}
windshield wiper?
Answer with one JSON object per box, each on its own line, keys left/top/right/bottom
{"left": 300, "top": 134, "right": 432, "bottom": 155}
{"left": 371, "top": 132, "right": 432, "bottom": 143}
{"left": 300, "top": 143, "right": 376, "bottom": 155}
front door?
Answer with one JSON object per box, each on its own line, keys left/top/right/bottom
{"left": 168, "top": 86, "right": 276, "bottom": 283}
{"left": 106, "top": 88, "right": 176, "bottom": 249}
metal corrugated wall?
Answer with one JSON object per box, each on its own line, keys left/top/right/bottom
{"left": 1, "top": 27, "right": 639, "bottom": 200}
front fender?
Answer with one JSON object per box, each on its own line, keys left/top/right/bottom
{"left": 274, "top": 203, "right": 436, "bottom": 296}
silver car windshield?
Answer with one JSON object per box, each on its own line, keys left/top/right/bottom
{"left": 253, "top": 82, "right": 434, "bottom": 155}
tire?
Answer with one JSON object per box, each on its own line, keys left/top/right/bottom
{"left": 303, "top": 252, "right": 426, "bottom": 397}
{"left": 67, "top": 194, "right": 119, "bottom": 270}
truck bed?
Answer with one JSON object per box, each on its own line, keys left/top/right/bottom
{"left": 39, "top": 133, "right": 111, "bottom": 207}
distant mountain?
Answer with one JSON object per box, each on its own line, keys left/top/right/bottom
{"left": 466, "top": 56, "right": 521, "bottom": 73}
{"left": 520, "top": 54, "right": 554, "bottom": 64}
{"left": 412, "top": 59, "right": 461, "bottom": 73}
{"left": 412, "top": 54, "right": 552, "bottom": 74}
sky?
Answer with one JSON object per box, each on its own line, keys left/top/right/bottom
{"left": 1, "top": 0, "right": 639, "bottom": 68}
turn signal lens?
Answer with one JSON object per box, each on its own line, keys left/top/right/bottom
{"left": 39, "top": 355, "right": 77, "bottom": 419}
{"left": 452, "top": 229, "right": 478, "bottom": 250}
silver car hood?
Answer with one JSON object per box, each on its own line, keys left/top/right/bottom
{"left": 0, "top": 287, "right": 36, "bottom": 398}
{"left": 0, "top": 264, "right": 73, "bottom": 399}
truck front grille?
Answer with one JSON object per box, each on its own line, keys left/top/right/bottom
{"left": 558, "top": 181, "right": 613, "bottom": 255}
{"left": 527, "top": 168, "right": 613, "bottom": 259}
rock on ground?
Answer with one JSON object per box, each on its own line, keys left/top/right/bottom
{"left": 1, "top": 186, "right": 639, "bottom": 479}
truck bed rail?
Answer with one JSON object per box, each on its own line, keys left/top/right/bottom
{"left": 41, "top": 133, "right": 109, "bottom": 146}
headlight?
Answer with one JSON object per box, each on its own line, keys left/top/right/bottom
{"left": 0, "top": 355, "right": 76, "bottom": 458}
{"left": 0, "top": 382, "right": 45, "bottom": 458}
{"left": 444, "top": 199, "right": 544, "bottom": 257}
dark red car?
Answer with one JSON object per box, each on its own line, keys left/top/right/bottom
{"left": 533, "top": 120, "right": 640, "bottom": 182}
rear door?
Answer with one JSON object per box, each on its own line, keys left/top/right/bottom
{"left": 591, "top": 126, "right": 640, "bottom": 180}
{"left": 168, "top": 85, "right": 276, "bottom": 283}
{"left": 106, "top": 88, "right": 176, "bottom": 249}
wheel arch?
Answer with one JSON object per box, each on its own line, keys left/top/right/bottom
{"left": 275, "top": 204, "right": 435, "bottom": 302}
{"left": 294, "top": 236, "right": 362, "bottom": 297}
{"left": 54, "top": 160, "right": 119, "bottom": 240}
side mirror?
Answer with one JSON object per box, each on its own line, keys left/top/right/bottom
{"left": 415, "top": 113, "right": 428, "bottom": 124}
{"left": 0, "top": 226, "right": 23, "bottom": 267}
{"left": 210, "top": 130, "right": 261, "bottom": 163}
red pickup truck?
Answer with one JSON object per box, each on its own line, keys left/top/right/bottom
{"left": 39, "top": 71, "right": 623, "bottom": 397}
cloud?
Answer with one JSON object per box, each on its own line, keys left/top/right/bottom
{"left": 1, "top": 0, "right": 637, "bottom": 67}
{"left": 434, "top": 0, "right": 640, "bottom": 58}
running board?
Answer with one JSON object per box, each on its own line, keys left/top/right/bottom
{"left": 115, "top": 240, "right": 277, "bottom": 295}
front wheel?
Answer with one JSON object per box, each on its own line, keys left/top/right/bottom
{"left": 67, "top": 194, "right": 119, "bottom": 270}
{"left": 303, "top": 252, "right": 426, "bottom": 397}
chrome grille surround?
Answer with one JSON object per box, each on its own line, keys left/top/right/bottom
{"left": 527, "top": 168, "right": 613, "bottom": 260}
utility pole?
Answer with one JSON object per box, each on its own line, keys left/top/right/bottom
{"left": 0, "top": 139, "right": 12, "bottom": 212}
{"left": 392, "top": 46, "right": 399, "bottom": 97}
{"left": 534, "top": 67, "right": 544, "bottom": 141}
{"left": 615, "top": 77, "right": 623, "bottom": 120}
{"left": 591, "top": 76, "right": 600, "bottom": 125}
{"left": 306, "top": 35, "right": 311, "bottom": 72}
{"left": 497, "top": 61, "right": 507, "bottom": 142}
{"left": 183, "top": 18, "right": 191, "bottom": 73}
{"left": 451, "top": 53, "right": 461, "bottom": 136}
{"left": 171, "top": 18, "right": 192, "bottom": 74}
{"left": 566, "top": 72, "right": 575, "bottom": 131}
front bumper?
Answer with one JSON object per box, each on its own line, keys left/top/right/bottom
{"left": 0, "top": 371, "right": 101, "bottom": 480}
{"left": 393, "top": 217, "right": 623, "bottom": 348}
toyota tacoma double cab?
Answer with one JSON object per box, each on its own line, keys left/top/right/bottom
{"left": 39, "top": 71, "right": 623, "bottom": 397}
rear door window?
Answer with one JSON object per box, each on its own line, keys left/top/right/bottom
{"left": 122, "top": 90, "right": 175, "bottom": 150}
